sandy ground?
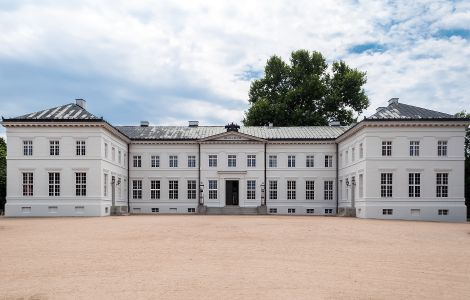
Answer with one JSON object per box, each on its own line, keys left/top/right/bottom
{"left": 0, "top": 216, "right": 469, "bottom": 300}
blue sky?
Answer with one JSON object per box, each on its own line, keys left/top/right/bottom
{"left": 1, "top": 0, "right": 470, "bottom": 138}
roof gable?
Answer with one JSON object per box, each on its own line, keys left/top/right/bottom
{"left": 200, "top": 131, "right": 266, "bottom": 142}
{"left": 367, "top": 102, "right": 455, "bottom": 120}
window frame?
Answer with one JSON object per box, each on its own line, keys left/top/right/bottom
{"left": 287, "top": 180, "right": 296, "bottom": 200}
{"left": 437, "top": 140, "right": 448, "bottom": 157}
{"left": 76, "top": 140, "right": 86, "bottom": 156}
{"left": 306, "top": 180, "right": 315, "bottom": 200}
{"left": 48, "top": 172, "right": 60, "bottom": 197}
{"left": 151, "top": 180, "right": 161, "bottom": 200}
{"left": 133, "top": 155, "right": 142, "bottom": 168}
{"left": 380, "top": 173, "right": 393, "bottom": 198}
{"left": 382, "top": 141, "right": 392, "bottom": 156}
{"left": 187, "top": 180, "right": 196, "bottom": 200}
{"left": 247, "top": 180, "right": 256, "bottom": 200}
{"left": 408, "top": 173, "right": 421, "bottom": 198}
{"left": 409, "top": 141, "right": 420, "bottom": 157}
{"left": 23, "top": 140, "right": 33, "bottom": 156}
{"left": 75, "top": 172, "right": 87, "bottom": 196}
{"left": 208, "top": 155, "right": 218, "bottom": 167}
{"left": 169, "top": 180, "right": 179, "bottom": 199}
{"left": 324, "top": 155, "right": 333, "bottom": 168}
{"left": 169, "top": 155, "right": 178, "bottom": 168}
{"left": 208, "top": 180, "right": 218, "bottom": 199}
{"left": 49, "top": 140, "right": 60, "bottom": 156}
{"left": 269, "top": 180, "right": 278, "bottom": 200}
{"left": 132, "top": 180, "right": 142, "bottom": 199}
{"left": 227, "top": 155, "right": 237, "bottom": 167}
{"left": 288, "top": 155, "right": 296, "bottom": 168}
{"left": 269, "top": 155, "right": 277, "bottom": 168}
{"left": 306, "top": 155, "right": 315, "bottom": 168}
{"left": 436, "top": 173, "right": 448, "bottom": 198}
{"left": 22, "top": 172, "right": 33, "bottom": 196}
{"left": 324, "top": 180, "right": 333, "bottom": 200}
{"left": 247, "top": 155, "right": 256, "bottom": 167}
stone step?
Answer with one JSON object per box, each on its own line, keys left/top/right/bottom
{"left": 205, "top": 206, "right": 260, "bottom": 215}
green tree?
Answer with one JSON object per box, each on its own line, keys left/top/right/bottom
{"left": 0, "top": 137, "right": 6, "bottom": 213}
{"left": 243, "top": 50, "right": 369, "bottom": 126}
{"left": 455, "top": 111, "right": 470, "bottom": 218}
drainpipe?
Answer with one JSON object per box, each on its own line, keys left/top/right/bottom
{"left": 264, "top": 142, "right": 267, "bottom": 206}
{"left": 335, "top": 142, "right": 339, "bottom": 214}
{"left": 127, "top": 142, "right": 130, "bottom": 213}
{"left": 198, "top": 142, "right": 201, "bottom": 206}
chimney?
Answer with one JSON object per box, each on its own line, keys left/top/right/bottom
{"left": 140, "top": 121, "right": 149, "bottom": 127}
{"left": 388, "top": 98, "right": 399, "bottom": 105}
{"left": 188, "top": 121, "right": 199, "bottom": 127}
{"left": 76, "top": 98, "right": 86, "bottom": 109}
{"left": 268, "top": 122, "right": 273, "bottom": 128}
{"left": 329, "top": 121, "right": 341, "bottom": 126}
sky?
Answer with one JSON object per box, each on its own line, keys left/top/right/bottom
{"left": 1, "top": 0, "right": 470, "bottom": 139}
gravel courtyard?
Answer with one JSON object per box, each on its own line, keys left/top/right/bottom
{"left": 0, "top": 216, "right": 469, "bottom": 300}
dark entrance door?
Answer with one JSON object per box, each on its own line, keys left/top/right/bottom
{"left": 225, "top": 180, "right": 239, "bottom": 206}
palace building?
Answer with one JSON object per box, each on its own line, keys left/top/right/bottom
{"left": 2, "top": 98, "right": 468, "bottom": 221}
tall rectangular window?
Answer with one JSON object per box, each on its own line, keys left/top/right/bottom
{"left": 209, "top": 155, "right": 218, "bottom": 167}
{"left": 247, "top": 155, "right": 256, "bottom": 167}
{"left": 151, "top": 180, "right": 160, "bottom": 199}
{"left": 324, "top": 155, "right": 333, "bottom": 168}
{"left": 269, "top": 155, "right": 277, "bottom": 168}
{"left": 359, "top": 174, "right": 364, "bottom": 198}
{"left": 49, "top": 140, "right": 60, "bottom": 156}
{"left": 208, "top": 180, "right": 218, "bottom": 199}
{"left": 75, "top": 172, "right": 87, "bottom": 196}
{"left": 76, "top": 140, "right": 86, "bottom": 156}
{"left": 408, "top": 173, "right": 421, "bottom": 197}
{"left": 382, "top": 141, "right": 392, "bottom": 156}
{"left": 23, "top": 140, "right": 33, "bottom": 156}
{"left": 306, "top": 155, "right": 314, "bottom": 167}
{"left": 410, "top": 141, "right": 420, "bottom": 156}
{"left": 112, "top": 147, "right": 115, "bottom": 161}
{"left": 345, "top": 151, "right": 349, "bottom": 164}
{"left": 381, "top": 173, "right": 393, "bottom": 197}
{"left": 359, "top": 143, "right": 363, "bottom": 158}
{"left": 269, "top": 180, "right": 277, "bottom": 200}
{"left": 228, "top": 155, "right": 236, "bottom": 167}
{"left": 351, "top": 148, "right": 355, "bottom": 162}
{"left": 151, "top": 155, "right": 160, "bottom": 168}
{"left": 339, "top": 180, "right": 343, "bottom": 200}
{"left": 132, "top": 180, "right": 142, "bottom": 199}
{"left": 104, "top": 143, "right": 108, "bottom": 158}
{"left": 104, "top": 173, "right": 108, "bottom": 197}
{"left": 187, "top": 180, "right": 196, "bottom": 199}
{"left": 287, "top": 180, "right": 296, "bottom": 200}
{"left": 324, "top": 181, "right": 333, "bottom": 200}
{"left": 133, "top": 155, "right": 141, "bottom": 168}
{"left": 306, "top": 181, "right": 315, "bottom": 200}
{"left": 48, "top": 172, "right": 60, "bottom": 196}
{"left": 188, "top": 155, "right": 196, "bottom": 168}
{"left": 288, "top": 155, "right": 296, "bottom": 168}
{"left": 169, "top": 155, "right": 178, "bottom": 168}
{"left": 438, "top": 141, "right": 447, "bottom": 157}
{"left": 436, "top": 173, "right": 448, "bottom": 197}
{"left": 169, "top": 180, "right": 178, "bottom": 199}
{"left": 22, "top": 172, "right": 33, "bottom": 196}
{"left": 118, "top": 150, "right": 121, "bottom": 164}
{"left": 247, "top": 180, "right": 256, "bottom": 200}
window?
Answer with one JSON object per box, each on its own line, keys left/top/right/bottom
{"left": 269, "top": 155, "right": 277, "bottom": 168}
{"left": 269, "top": 180, "right": 278, "bottom": 200}
{"left": 49, "top": 140, "right": 60, "bottom": 156}
{"left": 382, "top": 141, "right": 392, "bottom": 156}
{"left": 438, "top": 141, "right": 447, "bottom": 157}
{"left": 306, "top": 155, "right": 314, "bottom": 167}
{"left": 48, "top": 172, "right": 60, "bottom": 196}
{"left": 22, "top": 172, "right": 33, "bottom": 196}
{"left": 48, "top": 206, "right": 58, "bottom": 213}
{"left": 151, "top": 180, "right": 160, "bottom": 199}
{"left": 124, "top": 153, "right": 127, "bottom": 165}
{"left": 169, "top": 180, "right": 178, "bottom": 199}
{"left": 339, "top": 153, "right": 343, "bottom": 167}
{"left": 306, "top": 209, "right": 315, "bottom": 214}
{"left": 324, "top": 181, "right": 333, "bottom": 200}
{"left": 381, "top": 173, "right": 393, "bottom": 197}
{"left": 188, "top": 208, "right": 196, "bottom": 213}
{"left": 133, "top": 155, "right": 141, "bottom": 168}
{"left": 209, "top": 155, "right": 218, "bottom": 167}
{"left": 23, "top": 140, "right": 33, "bottom": 156}
{"left": 151, "top": 155, "right": 160, "bottom": 168}
{"left": 208, "top": 180, "right": 218, "bottom": 199}
{"left": 345, "top": 151, "right": 349, "bottom": 164}
{"left": 287, "top": 180, "right": 296, "bottom": 200}
{"left": 359, "top": 174, "right": 364, "bottom": 198}
{"left": 359, "top": 143, "right": 363, "bottom": 158}
{"left": 228, "top": 155, "right": 236, "bottom": 167}
{"left": 351, "top": 148, "right": 355, "bottom": 162}
{"left": 151, "top": 208, "right": 159, "bottom": 213}
{"left": 118, "top": 150, "right": 121, "bottom": 164}
{"left": 76, "top": 140, "right": 86, "bottom": 156}
{"left": 269, "top": 208, "right": 277, "bottom": 213}
{"left": 410, "top": 141, "right": 420, "bottom": 156}
{"left": 169, "top": 155, "right": 178, "bottom": 168}
{"left": 132, "top": 180, "right": 142, "bottom": 199}
{"left": 104, "top": 143, "right": 108, "bottom": 158}
{"left": 382, "top": 209, "right": 393, "bottom": 215}
{"left": 436, "top": 173, "right": 448, "bottom": 197}
{"left": 117, "top": 177, "right": 122, "bottom": 200}
{"left": 411, "top": 209, "right": 420, "bottom": 216}
{"left": 247, "top": 180, "right": 256, "bottom": 200}
{"left": 104, "top": 173, "right": 108, "bottom": 197}
{"left": 112, "top": 147, "right": 115, "bottom": 161}
{"left": 339, "top": 180, "right": 343, "bottom": 200}
{"left": 288, "top": 208, "right": 296, "bottom": 214}
{"left": 324, "top": 155, "right": 333, "bottom": 168}
{"left": 438, "top": 209, "right": 448, "bottom": 215}
{"left": 187, "top": 180, "right": 196, "bottom": 200}
{"left": 325, "top": 209, "right": 333, "bottom": 214}
{"left": 288, "top": 155, "right": 296, "bottom": 168}
{"left": 188, "top": 155, "right": 196, "bottom": 168}
{"left": 247, "top": 155, "right": 256, "bottom": 167}
{"left": 408, "top": 173, "right": 420, "bottom": 197}
{"left": 306, "top": 181, "right": 315, "bottom": 200}
{"left": 75, "top": 173, "right": 86, "bottom": 196}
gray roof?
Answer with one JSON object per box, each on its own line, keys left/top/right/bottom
{"left": 7, "top": 103, "right": 101, "bottom": 121}
{"left": 116, "top": 126, "right": 349, "bottom": 140}
{"left": 367, "top": 102, "right": 455, "bottom": 120}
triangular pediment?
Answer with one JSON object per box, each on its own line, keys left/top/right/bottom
{"left": 200, "top": 131, "right": 265, "bottom": 143}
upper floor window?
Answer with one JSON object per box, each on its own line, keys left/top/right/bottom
{"left": 380, "top": 173, "right": 393, "bottom": 197}
{"left": 104, "top": 143, "right": 108, "bottom": 158}
{"left": 169, "top": 180, "right": 179, "bottom": 199}
{"left": 228, "top": 155, "right": 236, "bottom": 167}
{"left": 436, "top": 173, "right": 448, "bottom": 197}
{"left": 188, "top": 155, "right": 196, "bottom": 168}
{"left": 247, "top": 155, "right": 256, "bottom": 167}
{"left": 288, "top": 155, "right": 296, "bottom": 168}
{"left": 75, "top": 172, "right": 87, "bottom": 196}
{"left": 359, "top": 174, "right": 364, "bottom": 198}
{"left": 133, "top": 155, "right": 141, "bottom": 168}
{"left": 76, "top": 140, "right": 86, "bottom": 156}
{"left": 112, "top": 147, "right": 116, "bottom": 161}
{"left": 351, "top": 148, "right": 355, "bottom": 162}
{"left": 269, "top": 180, "right": 277, "bottom": 200}
{"left": 287, "top": 180, "right": 296, "bottom": 200}
{"left": 208, "top": 180, "right": 218, "bottom": 199}
{"left": 151, "top": 180, "right": 161, "bottom": 199}
{"left": 22, "top": 172, "right": 33, "bottom": 196}
{"left": 151, "top": 155, "right": 160, "bottom": 168}
{"left": 382, "top": 141, "right": 392, "bottom": 156}
{"left": 48, "top": 172, "right": 60, "bottom": 196}
{"left": 247, "top": 180, "right": 256, "bottom": 200}
{"left": 23, "top": 140, "right": 33, "bottom": 156}
{"left": 169, "top": 155, "right": 178, "bottom": 168}
{"left": 359, "top": 143, "right": 364, "bottom": 159}
{"left": 306, "top": 155, "right": 314, "bottom": 168}
{"left": 345, "top": 151, "right": 349, "bottom": 164}
{"left": 118, "top": 150, "right": 122, "bottom": 164}
{"left": 306, "top": 181, "right": 315, "bottom": 200}
{"left": 324, "top": 181, "right": 333, "bottom": 200}
{"left": 437, "top": 141, "right": 447, "bottom": 157}
{"left": 187, "top": 180, "right": 196, "bottom": 200}
{"left": 50, "top": 140, "right": 60, "bottom": 156}
{"left": 269, "top": 155, "right": 277, "bottom": 168}
{"left": 408, "top": 173, "right": 420, "bottom": 197}
{"left": 132, "top": 180, "right": 142, "bottom": 199}
{"left": 325, "top": 155, "right": 333, "bottom": 168}
{"left": 209, "top": 155, "right": 218, "bottom": 167}
{"left": 410, "top": 141, "right": 420, "bottom": 156}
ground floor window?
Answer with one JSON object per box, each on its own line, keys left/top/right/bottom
{"left": 133, "top": 180, "right": 142, "bottom": 199}
{"left": 269, "top": 208, "right": 277, "bottom": 213}
{"left": 436, "top": 173, "right": 448, "bottom": 197}
{"left": 151, "top": 180, "right": 160, "bottom": 199}
{"left": 75, "top": 172, "right": 87, "bottom": 196}
{"left": 269, "top": 180, "right": 277, "bottom": 200}
{"left": 188, "top": 208, "right": 196, "bottom": 213}
{"left": 408, "top": 173, "right": 420, "bottom": 197}
{"left": 381, "top": 173, "right": 393, "bottom": 198}
{"left": 169, "top": 180, "right": 178, "bottom": 199}
{"left": 151, "top": 208, "right": 159, "bottom": 213}
{"left": 208, "top": 180, "right": 217, "bottom": 199}
{"left": 438, "top": 209, "right": 448, "bottom": 215}
{"left": 48, "top": 172, "right": 60, "bottom": 196}
{"left": 382, "top": 209, "right": 393, "bottom": 215}
{"left": 22, "top": 172, "right": 33, "bottom": 196}
{"left": 324, "top": 181, "right": 333, "bottom": 200}
{"left": 325, "top": 209, "right": 333, "bottom": 214}
{"left": 247, "top": 180, "right": 256, "bottom": 200}
{"left": 187, "top": 180, "right": 196, "bottom": 200}
{"left": 287, "top": 180, "right": 296, "bottom": 200}
{"left": 288, "top": 208, "right": 296, "bottom": 214}
{"left": 306, "top": 181, "right": 314, "bottom": 200}
{"left": 306, "top": 209, "right": 315, "bottom": 214}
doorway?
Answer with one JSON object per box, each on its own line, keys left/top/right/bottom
{"left": 225, "top": 180, "right": 239, "bottom": 206}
